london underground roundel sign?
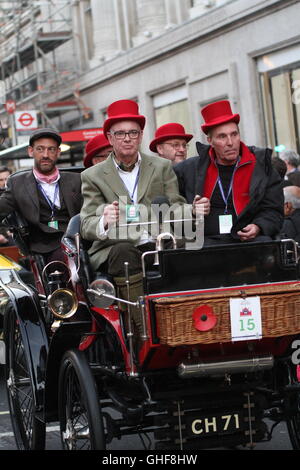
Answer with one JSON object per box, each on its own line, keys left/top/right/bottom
{"left": 15, "top": 110, "right": 38, "bottom": 131}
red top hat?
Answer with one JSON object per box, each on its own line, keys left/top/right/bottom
{"left": 149, "top": 123, "right": 193, "bottom": 153}
{"left": 201, "top": 100, "right": 240, "bottom": 135}
{"left": 103, "top": 99, "right": 146, "bottom": 137}
{"left": 84, "top": 132, "right": 112, "bottom": 168}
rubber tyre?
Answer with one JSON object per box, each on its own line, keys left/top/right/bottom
{"left": 4, "top": 307, "right": 46, "bottom": 450}
{"left": 58, "top": 348, "right": 105, "bottom": 450}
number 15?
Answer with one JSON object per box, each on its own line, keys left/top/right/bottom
{"left": 240, "top": 318, "right": 255, "bottom": 331}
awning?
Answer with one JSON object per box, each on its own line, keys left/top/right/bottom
{"left": 0, "top": 128, "right": 102, "bottom": 161}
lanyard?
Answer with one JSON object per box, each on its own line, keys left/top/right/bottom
{"left": 119, "top": 167, "right": 140, "bottom": 203}
{"left": 129, "top": 168, "right": 140, "bottom": 203}
{"left": 38, "top": 182, "right": 59, "bottom": 220}
{"left": 217, "top": 160, "right": 239, "bottom": 214}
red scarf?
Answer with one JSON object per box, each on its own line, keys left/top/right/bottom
{"left": 33, "top": 167, "right": 59, "bottom": 184}
{"left": 203, "top": 142, "right": 256, "bottom": 215}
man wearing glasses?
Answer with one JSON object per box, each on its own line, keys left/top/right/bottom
{"left": 149, "top": 122, "right": 193, "bottom": 164}
{"left": 0, "top": 128, "right": 82, "bottom": 263}
{"left": 80, "top": 100, "right": 206, "bottom": 334}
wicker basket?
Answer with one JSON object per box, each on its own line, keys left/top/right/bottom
{"left": 154, "top": 283, "right": 300, "bottom": 346}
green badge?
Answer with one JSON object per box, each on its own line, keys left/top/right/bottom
{"left": 48, "top": 220, "right": 59, "bottom": 229}
{"left": 126, "top": 204, "right": 140, "bottom": 222}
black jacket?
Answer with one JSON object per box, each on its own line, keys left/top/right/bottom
{"left": 174, "top": 142, "right": 284, "bottom": 238}
{"left": 281, "top": 209, "right": 300, "bottom": 243}
{"left": 0, "top": 170, "right": 82, "bottom": 253}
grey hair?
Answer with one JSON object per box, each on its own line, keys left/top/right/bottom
{"left": 284, "top": 186, "right": 300, "bottom": 209}
{"left": 207, "top": 123, "right": 240, "bottom": 139}
{"left": 279, "top": 150, "right": 300, "bottom": 168}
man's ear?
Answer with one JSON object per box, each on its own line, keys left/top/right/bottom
{"left": 156, "top": 143, "right": 163, "bottom": 155}
{"left": 107, "top": 133, "right": 113, "bottom": 146}
{"left": 28, "top": 146, "right": 33, "bottom": 157}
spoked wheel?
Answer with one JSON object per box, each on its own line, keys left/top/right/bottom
{"left": 286, "top": 394, "right": 300, "bottom": 449}
{"left": 58, "top": 348, "right": 105, "bottom": 450}
{"left": 4, "top": 307, "right": 46, "bottom": 450}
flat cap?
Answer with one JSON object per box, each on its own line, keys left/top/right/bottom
{"left": 29, "top": 128, "right": 62, "bottom": 146}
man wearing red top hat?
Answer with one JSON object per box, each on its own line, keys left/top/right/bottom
{"left": 174, "top": 99, "right": 284, "bottom": 244}
{"left": 80, "top": 99, "right": 191, "bottom": 333}
{"left": 83, "top": 132, "right": 113, "bottom": 168}
{"left": 149, "top": 123, "right": 193, "bottom": 164}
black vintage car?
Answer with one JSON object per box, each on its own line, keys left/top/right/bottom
{"left": 0, "top": 212, "right": 300, "bottom": 451}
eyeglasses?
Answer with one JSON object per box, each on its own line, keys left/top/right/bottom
{"left": 109, "top": 130, "right": 141, "bottom": 140}
{"left": 93, "top": 152, "right": 111, "bottom": 160}
{"left": 163, "top": 142, "right": 189, "bottom": 150}
{"left": 33, "top": 145, "right": 59, "bottom": 155}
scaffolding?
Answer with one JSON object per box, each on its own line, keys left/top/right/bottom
{"left": 0, "top": 0, "right": 85, "bottom": 132}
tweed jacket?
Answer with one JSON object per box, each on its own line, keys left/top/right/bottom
{"left": 0, "top": 169, "right": 82, "bottom": 253}
{"left": 80, "top": 152, "right": 188, "bottom": 269}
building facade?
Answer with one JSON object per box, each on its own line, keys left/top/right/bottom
{"left": 0, "top": 0, "right": 299, "bottom": 163}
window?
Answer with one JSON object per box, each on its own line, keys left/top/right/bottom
{"left": 153, "top": 86, "right": 193, "bottom": 155}
{"left": 258, "top": 46, "right": 300, "bottom": 153}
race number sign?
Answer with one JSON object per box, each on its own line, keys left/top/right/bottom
{"left": 229, "top": 296, "right": 262, "bottom": 341}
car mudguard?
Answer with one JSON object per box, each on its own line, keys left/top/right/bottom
{"left": 0, "top": 268, "right": 49, "bottom": 413}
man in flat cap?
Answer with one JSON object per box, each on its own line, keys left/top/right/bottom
{"left": 0, "top": 128, "right": 82, "bottom": 263}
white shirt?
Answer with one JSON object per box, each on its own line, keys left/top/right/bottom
{"left": 97, "top": 154, "right": 152, "bottom": 242}
{"left": 33, "top": 173, "right": 61, "bottom": 209}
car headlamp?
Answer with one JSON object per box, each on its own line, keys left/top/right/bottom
{"left": 48, "top": 288, "right": 78, "bottom": 319}
{"left": 87, "top": 279, "right": 116, "bottom": 309}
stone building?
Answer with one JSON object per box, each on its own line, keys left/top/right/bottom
{"left": 0, "top": 0, "right": 299, "bottom": 163}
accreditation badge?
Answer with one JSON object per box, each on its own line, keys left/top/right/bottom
{"left": 48, "top": 220, "right": 59, "bottom": 229}
{"left": 219, "top": 214, "right": 233, "bottom": 234}
{"left": 126, "top": 204, "right": 140, "bottom": 223}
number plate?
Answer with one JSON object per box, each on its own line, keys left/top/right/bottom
{"left": 186, "top": 411, "right": 242, "bottom": 437}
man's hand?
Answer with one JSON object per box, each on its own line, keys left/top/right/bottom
{"left": 0, "top": 234, "right": 8, "bottom": 244}
{"left": 192, "top": 194, "right": 210, "bottom": 217}
{"left": 103, "top": 200, "right": 119, "bottom": 230}
{"left": 237, "top": 224, "right": 260, "bottom": 241}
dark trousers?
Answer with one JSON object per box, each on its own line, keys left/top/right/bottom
{"left": 101, "top": 241, "right": 155, "bottom": 278}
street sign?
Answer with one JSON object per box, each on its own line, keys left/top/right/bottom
{"left": 15, "top": 110, "right": 38, "bottom": 131}
{"left": 5, "top": 99, "right": 16, "bottom": 114}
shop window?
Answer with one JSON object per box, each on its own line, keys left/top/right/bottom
{"left": 259, "top": 57, "right": 300, "bottom": 153}
{"left": 153, "top": 86, "right": 193, "bottom": 155}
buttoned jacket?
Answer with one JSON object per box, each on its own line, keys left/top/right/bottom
{"left": 0, "top": 169, "right": 82, "bottom": 253}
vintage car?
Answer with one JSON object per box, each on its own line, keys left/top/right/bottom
{"left": 0, "top": 212, "right": 300, "bottom": 451}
